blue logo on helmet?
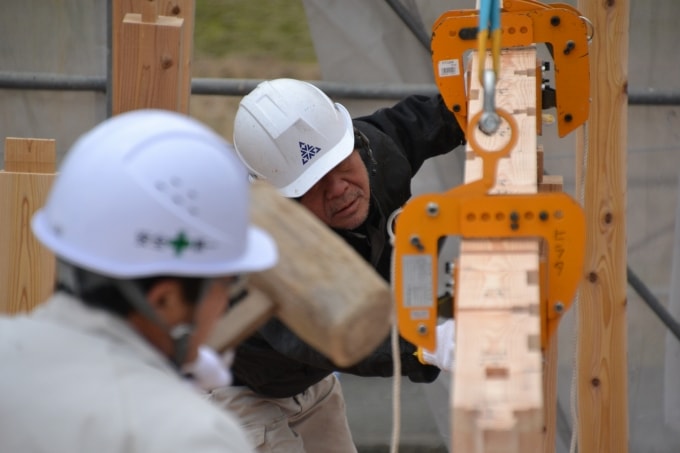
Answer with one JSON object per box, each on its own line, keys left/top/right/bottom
{"left": 299, "top": 142, "right": 321, "bottom": 165}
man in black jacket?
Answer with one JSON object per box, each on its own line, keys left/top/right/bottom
{"left": 211, "top": 78, "right": 465, "bottom": 452}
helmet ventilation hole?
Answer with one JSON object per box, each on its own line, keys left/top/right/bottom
{"left": 156, "top": 178, "right": 199, "bottom": 216}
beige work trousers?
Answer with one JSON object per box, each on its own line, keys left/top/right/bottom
{"left": 209, "top": 374, "right": 357, "bottom": 453}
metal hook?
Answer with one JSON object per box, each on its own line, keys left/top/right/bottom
{"left": 479, "top": 69, "right": 501, "bottom": 135}
{"left": 579, "top": 15, "right": 594, "bottom": 44}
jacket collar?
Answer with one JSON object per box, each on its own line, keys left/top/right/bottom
{"left": 33, "top": 292, "right": 177, "bottom": 375}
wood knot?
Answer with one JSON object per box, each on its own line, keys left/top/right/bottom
{"left": 588, "top": 272, "right": 598, "bottom": 283}
{"left": 591, "top": 377, "right": 601, "bottom": 387}
{"left": 161, "top": 56, "right": 173, "bottom": 69}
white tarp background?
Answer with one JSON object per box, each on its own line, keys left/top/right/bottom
{"left": 0, "top": 0, "right": 108, "bottom": 161}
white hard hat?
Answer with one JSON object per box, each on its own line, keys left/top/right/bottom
{"left": 32, "top": 109, "right": 278, "bottom": 279}
{"left": 233, "top": 78, "right": 354, "bottom": 198}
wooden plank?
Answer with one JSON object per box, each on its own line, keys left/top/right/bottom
{"left": 112, "top": 8, "right": 185, "bottom": 114}
{"left": 538, "top": 174, "right": 563, "bottom": 194}
{"left": 4, "top": 138, "right": 56, "bottom": 174}
{"left": 575, "top": 0, "right": 629, "bottom": 451}
{"left": 464, "top": 60, "right": 539, "bottom": 196}
{"left": 452, "top": 46, "right": 543, "bottom": 452}
{"left": 244, "top": 182, "right": 392, "bottom": 367}
{"left": 113, "top": 0, "right": 195, "bottom": 113}
{"left": 0, "top": 138, "right": 56, "bottom": 314}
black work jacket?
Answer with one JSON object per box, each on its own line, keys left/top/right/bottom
{"left": 232, "top": 94, "right": 466, "bottom": 398}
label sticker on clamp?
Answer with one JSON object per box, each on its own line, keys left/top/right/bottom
{"left": 402, "top": 255, "right": 434, "bottom": 308}
{"left": 438, "top": 59, "right": 460, "bottom": 77}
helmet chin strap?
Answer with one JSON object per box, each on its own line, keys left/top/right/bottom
{"left": 115, "top": 280, "right": 195, "bottom": 368}
{"left": 57, "top": 260, "right": 195, "bottom": 368}
{"left": 167, "top": 323, "right": 194, "bottom": 368}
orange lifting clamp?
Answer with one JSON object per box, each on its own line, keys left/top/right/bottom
{"left": 393, "top": 112, "right": 586, "bottom": 352}
{"left": 431, "top": 0, "right": 591, "bottom": 138}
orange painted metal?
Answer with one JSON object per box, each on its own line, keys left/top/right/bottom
{"left": 393, "top": 112, "right": 586, "bottom": 351}
{"left": 431, "top": 0, "right": 590, "bottom": 137}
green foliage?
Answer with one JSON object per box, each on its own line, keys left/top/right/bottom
{"left": 193, "top": 0, "right": 317, "bottom": 62}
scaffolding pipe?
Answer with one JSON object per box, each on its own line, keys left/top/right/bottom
{"left": 1, "top": 72, "right": 679, "bottom": 105}
{"left": 384, "top": 0, "right": 431, "bottom": 51}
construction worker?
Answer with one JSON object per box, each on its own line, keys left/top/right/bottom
{"left": 210, "top": 78, "right": 464, "bottom": 452}
{"left": 0, "top": 110, "right": 278, "bottom": 453}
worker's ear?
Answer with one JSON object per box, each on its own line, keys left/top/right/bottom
{"left": 145, "top": 279, "right": 190, "bottom": 327}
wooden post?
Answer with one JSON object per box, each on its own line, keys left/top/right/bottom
{"left": 112, "top": 0, "right": 188, "bottom": 114}
{"left": 0, "top": 138, "right": 57, "bottom": 314}
{"left": 575, "top": 0, "right": 630, "bottom": 451}
{"left": 452, "top": 47, "right": 543, "bottom": 453}
{"left": 113, "top": 0, "right": 195, "bottom": 114}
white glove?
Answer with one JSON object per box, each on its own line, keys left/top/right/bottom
{"left": 181, "top": 345, "right": 234, "bottom": 392}
{"left": 418, "top": 320, "right": 455, "bottom": 372}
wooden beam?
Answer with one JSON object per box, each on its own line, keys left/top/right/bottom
{"left": 0, "top": 138, "right": 56, "bottom": 314}
{"left": 575, "top": 0, "right": 630, "bottom": 451}
{"left": 452, "top": 47, "right": 543, "bottom": 452}
{"left": 112, "top": 0, "right": 195, "bottom": 113}
{"left": 112, "top": 0, "right": 186, "bottom": 114}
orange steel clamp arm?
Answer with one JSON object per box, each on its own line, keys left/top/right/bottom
{"left": 393, "top": 113, "right": 586, "bottom": 352}
{"left": 431, "top": 0, "right": 591, "bottom": 138}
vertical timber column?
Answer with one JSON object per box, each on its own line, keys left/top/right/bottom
{"left": 452, "top": 47, "right": 542, "bottom": 453}
{"left": 0, "top": 138, "right": 56, "bottom": 314}
{"left": 113, "top": 0, "right": 195, "bottom": 114}
{"left": 112, "top": 0, "right": 186, "bottom": 114}
{"left": 575, "top": 0, "right": 629, "bottom": 451}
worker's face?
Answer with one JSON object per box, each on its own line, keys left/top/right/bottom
{"left": 299, "top": 150, "right": 370, "bottom": 230}
{"left": 140, "top": 277, "right": 231, "bottom": 364}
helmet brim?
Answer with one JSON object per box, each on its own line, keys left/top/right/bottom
{"left": 31, "top": 210, "right": 278, "bottom": 279}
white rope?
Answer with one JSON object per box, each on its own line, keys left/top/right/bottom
{"left": 390, "top": 319, "right": 402, "bottom": 453}
{"left": 388, "top": 208, "right": 403, "bottom": 453}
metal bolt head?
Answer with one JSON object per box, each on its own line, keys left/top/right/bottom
{"left": 554, "top": 301, "right": 565, "bottom": 313}
{"left": 417, "top": 324, "right": 428, "bottom": 335}
{"left": 410, "top": 235, "right": 425, "bottom": 251}
{"left": 426, "top": 202, "right": 439, "bottom": 217}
